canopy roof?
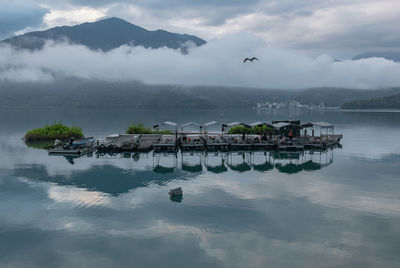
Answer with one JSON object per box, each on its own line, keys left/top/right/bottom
{"left": 249, "top": 121, "right": 273, "bottom": 127}
{"left": 181, "top": 122, "right": 201, "bottom": 127}
{"left": 272, "top": 122, "right": 302, "bottom": 129}
{"left": 249, "top": 121, "right": 265, "bottom": 127}
{"left": 312, "top": 121, "right": 333, "bottom": 128}
{"left": 227, "top": 122, "right": 251, "bottom": 128}
{"left": 162, "top": 121, "right": 177, "bottom": 127}
{"left": 204, "top": 121, "right": 218, "bottom": 127}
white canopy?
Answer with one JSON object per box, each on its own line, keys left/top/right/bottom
{"left": 181, "top": 122, "right": 201, "bottom": 127}
{"left": 249, "top": 121, "right": 266, "bottom": 127}
{"left": 227, "top": 122, "right": 242, "bottom": 127}
{"left": 312, "top": 121, "right": 333, "bottom": 128}
{"left": 204, "top": 121, "right": 218, "bottom": 127}
{"left": 272, "top": 122, "right": 291, "bottom": 129}
{"left": 227, "top": 122, "right": 250, "bottom": 128}
{"left": 162, "top": 121, "right": 177, "bottom": 127}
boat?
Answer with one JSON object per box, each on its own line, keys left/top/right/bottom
{"left": 48, "top": 137, "right": 95, "bottom": 155}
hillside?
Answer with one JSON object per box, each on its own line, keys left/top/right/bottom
{"left": 1, "top": 79, "right": 400, "bottom": 109}
{"left": 1, "top": 17, "right": 206, "bottom": 52}
{"left": 353, "top": 51, "right": 400, "bottom": 62}
{"left": 341, "top": 94, "right": 400, "bottom": 109}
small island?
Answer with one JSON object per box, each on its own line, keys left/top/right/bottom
{"left": 25, "top": 123, "right": 84, "bottom": 143}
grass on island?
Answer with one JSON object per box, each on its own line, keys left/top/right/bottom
{"left": 228, "top": 125, "right": 274, "bottom": 135}
{"left": 126, "top": 123, "right": 173, "bottom": 134}
{"left": 24, "top": 123, "right": 84, "bottom": 143}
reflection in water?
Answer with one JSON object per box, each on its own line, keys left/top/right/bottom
{"left": 1, "top": 109, "right": 400, "bottom": 268}
{"left": 6, "top": 149, "right": 336, "bottom": 197}
{"left": 56, "top": 149, "right": 335, "bottom": 175}
{"left": 170, "top": 195, "right": 183, "bottom": 203}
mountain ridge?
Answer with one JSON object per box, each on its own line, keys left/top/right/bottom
{"left": 341, "top": 94, "right": 400, "bottom": 109}
{"left": 1, "top": 79, "right": 400, "bottom": 109}
{"left": 0, "top": 17, "right": 206, "bottom": 52}
{"left": 353, "top": 51, "right": 400, "bottom": 62}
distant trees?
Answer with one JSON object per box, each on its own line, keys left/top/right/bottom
{"left": 341, "top": 94, "right": 400, "bottom": 109}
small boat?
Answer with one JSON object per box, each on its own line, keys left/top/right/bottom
{"left": 169, "top": 187, "right": 183, "bottom": 196}
{"left": 48, "top": 137, "right": 95, "bottom": 155}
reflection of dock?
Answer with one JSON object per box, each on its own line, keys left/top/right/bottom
{"left": 49, "top": 147, "right": 336, "bottom": 175}
{"left": 155, "top": 149, "right": 335, "bottom": 174}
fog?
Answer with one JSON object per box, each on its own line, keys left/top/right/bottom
{"left": 1, "top": 33, "right": 400, "bottom": 89}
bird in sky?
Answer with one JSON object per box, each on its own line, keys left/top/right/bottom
{"left": 243, "top": 57, "right": 259, "bottom": 63}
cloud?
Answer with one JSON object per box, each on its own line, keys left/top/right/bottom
{"left": 25, "top": 0, "right": 399, "bottom": 58}
{"left": 1, "top": 32, "right": 400, "bottom": 89}
{"left": 0, "top": 1, "right": 49, "bottom": 40}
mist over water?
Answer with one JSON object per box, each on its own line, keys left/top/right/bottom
{"left": 0, "top": 107, "right": 400, "bottom": 267}
{"left": 1, "top": 33, "right": 400, "bottom": 88}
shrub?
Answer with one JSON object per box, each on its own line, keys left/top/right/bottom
{"left": 126, "top": 123, "right": 153, "bottom": 134}
{"left": 24, "top": 123, "right": 84, "bottom": 142}
{"left": 228, "top": 125, "right": 273, "bottom": 135}
{"left": 126, "top": 123, "right": 173, "bottom": 134}
{"left": 228, "top": 125, "right": 251, "bottom": 134}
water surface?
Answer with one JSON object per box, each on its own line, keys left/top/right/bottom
{"left": 1, "top": 108, "right": 400, "bottom": 268}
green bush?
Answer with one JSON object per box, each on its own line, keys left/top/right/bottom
{"left": 228, "top": 126, "right": 251, "bottom": 134}
{"left": 126, "top": 123, "right": 153, "bottom": 134}
{"left": 25, "top": 123, "right": 84, "bottom": 142}
{"left": 228, "top": 125, "right": 273, "bottom": 135}
{"left": 252, "top": 125, "right": 273, "bottom": 135}
{"left": 126, "top": 123, "right": 173, "bottom": 135}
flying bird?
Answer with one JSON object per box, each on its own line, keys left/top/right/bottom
{"left": 243, "top": 57, "right": 259, "bottom": 63}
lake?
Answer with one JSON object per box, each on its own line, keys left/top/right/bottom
{"left": 1, "top": 108, "right": 400, "bottom": 268}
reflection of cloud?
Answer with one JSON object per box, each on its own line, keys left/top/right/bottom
{"left": 47, "top": 185, "right": 110, "bottom": 207}
{"left": 184, "top": 169, "right": 400, "bottom": 217}
{"left": 1, "top": 166, "right": 399, "bottom": 267}
{"left": 339, "top": 126, "right": 400, "bottom": 160}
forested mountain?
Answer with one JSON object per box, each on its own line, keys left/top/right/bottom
{"left": 1, "top": 17, "right": 206, "bottom": 52}
{"left": 342, "top": 94, "right": 400, "bottom": 109}
{"left": 1, "top": 79, "right": 400, "bottom": 109}
{"left": 353, "top": 51, "right": 400, "bottom": 62}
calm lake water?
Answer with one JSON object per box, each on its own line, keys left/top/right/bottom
{"left": 1, "top": 108, "right": 400, "bottom": 268}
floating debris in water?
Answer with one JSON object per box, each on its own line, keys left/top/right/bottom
{"left": 169, "top": 187, "right": 183, "bottom": 196}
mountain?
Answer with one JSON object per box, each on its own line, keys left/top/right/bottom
{"left": 341, "top": 94, "right": 400, "bottom": 109}
{"left": 1, "top": 79, "right": 400, "bottom": 109}
{"left": 0, "top": 17, "right": 206, "bottom": 52}
{"left": 353, "top": 51, "right": 400, "bottom": 62}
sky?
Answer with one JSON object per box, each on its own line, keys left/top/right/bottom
{"left": 2, "top": 0, "right": 400, "bottom": 57}
{"left": 0, "top": 0, "right": 400, "bottom": 88}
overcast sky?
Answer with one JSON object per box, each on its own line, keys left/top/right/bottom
{"left": 1, "top": 0, "right": 400, "bottom": 89}
{"left": 1, "top": 0, "right": 400, "bottom": 58}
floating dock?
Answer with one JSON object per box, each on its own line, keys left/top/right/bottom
{"left": 47, "top": 120, "right": 342, "bottom": 155}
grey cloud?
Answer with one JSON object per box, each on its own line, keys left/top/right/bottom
{"left": 293, "top": 19, "right": 400, "bottom": 55}
{"left": 262, "top": 0, "right": 327, "bottom": 14}
{"left": 0, "top": 2, "right": 48, "bottom": 40}
{"left": 47, "top": 0, "right": 262, "bottom": 8}
{"left": 17, "top": 0, "right": 396, "bottom": 57}
{"left": 1, "top": 33, "right": 400, "bottom": 89}
{"left": 37, "top": 0, "right": 264, "bottom": 27}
